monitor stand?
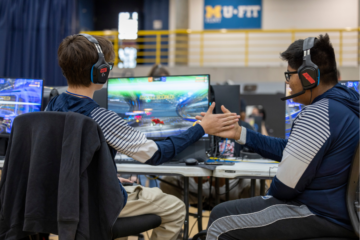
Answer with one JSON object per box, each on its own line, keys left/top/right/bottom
{"left": 0, "top": 134, "right": 9, "bottom": 158}
{"left": 171, "top": 138, "right": 210, "bottom": 163}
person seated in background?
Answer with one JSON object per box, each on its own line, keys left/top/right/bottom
{"left": 46, "top": 34, "right": 240, "bottom": 240}
{"left": 148, "top": 64, "right": 170, "bottom": 76}
{"left": 196, "top": 34, "right": 359, "bottom": 239}
{"left": 250, "top": 105, "right": 269, "bottom": 136}
{"left": 239, "top": 98, "right": 247, "bottom": 122}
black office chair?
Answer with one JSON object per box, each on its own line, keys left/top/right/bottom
{"left": 1, "top": 112, "right": 160, "bottom": 240}
{"left": 346, "top": 142, "right": 359, "bottom": 238}
{"left": 192, "top": 143, "right": 360, "bottom": 240}
{"left": 112, "top": 214, "right": 161, "bottom": 239}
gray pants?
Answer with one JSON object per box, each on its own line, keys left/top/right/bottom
{"left": 206, "top": 196, "right": 357, "bottom": 240}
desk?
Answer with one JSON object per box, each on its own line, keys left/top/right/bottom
{"left": 0, "top": 160, "right": 279, "bottom": 238}
{"left": 116, "top": 163, "right": 212, "bottom": 240}
{"left": 213, "top": 160, "right": 278, "bottom": 179}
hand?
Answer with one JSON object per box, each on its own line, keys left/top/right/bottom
{"left": 197, "top": 105, "right": 242, "bottom": 140}
{"left": 196, "top": 102, "right": 240, "bottom": 135}
{"left": 118, "top": 177, "right": 133, "bottom": 184}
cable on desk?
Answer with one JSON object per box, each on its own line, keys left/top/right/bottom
{"left": 145, "top": 175, "right": 159, "bottom": 180}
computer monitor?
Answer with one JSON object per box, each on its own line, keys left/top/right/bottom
{"left": 339, "top": 80, "right": 359, "bottom": 92}
{"left": 285, "top": 80, "right": 359, "bottom": 139}
{"left": 211, "top": 85, "right": 240, "bottom": 114}
{"left": 107, "top": 75, "right": 210, "bottom": 139}
{"left": 0, "top": 78, "right": 44, "bottom": 133}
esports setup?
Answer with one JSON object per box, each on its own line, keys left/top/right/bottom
{"left": 0, "top": 78, "right": 44, "bottom": 157}
{"left": 0, "top": 76, "right": 358, "bottom": 165}
{"left": 107, "top": 75, "right": 263, "bottom": 166}
{"left": 107, "top": 74, "right": 213, "bottom": 165}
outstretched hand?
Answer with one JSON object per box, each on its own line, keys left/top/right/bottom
{"left": 196, "top": 104, "right": 242, "bottom": 140}
{"left": 196, "top": 102, "right": 240, "bottom": 136}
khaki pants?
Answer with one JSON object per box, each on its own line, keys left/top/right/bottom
{"left": 116, "top": 185, "right": 185, "bottom": 240}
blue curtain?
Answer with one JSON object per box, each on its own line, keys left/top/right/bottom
{"left": 0, "top": 0, "right": 78, "bottom": 86}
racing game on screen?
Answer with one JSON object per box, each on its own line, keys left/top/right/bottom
{"left": 0, "top": 78, "right": 43, "bottom": 133}
{"left": 285, "top": 80, "right": 359, "bottom": 139}
{"left": 107, "top": 75, "right": 209, "bottom": 138}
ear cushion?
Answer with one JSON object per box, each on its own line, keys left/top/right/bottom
{"left": 298, "top": 67, "right": 319, "bottom": 90}
{"left": 91, "top": 64, "right": 110, "bottom": 84}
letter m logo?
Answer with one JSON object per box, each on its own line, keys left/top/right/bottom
{"left": 205, "top": 5, "right": 222, "bottom": 18}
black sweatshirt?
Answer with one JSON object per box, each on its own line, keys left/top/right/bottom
{"left": 0, "top": 112, "right": 124, "bottom": 240}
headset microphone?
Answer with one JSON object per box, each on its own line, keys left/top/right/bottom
{"left": 281, "top": 90, "right": 305, "bottom": 101}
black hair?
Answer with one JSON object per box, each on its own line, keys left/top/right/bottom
{"left": 280, "top": 34, "right": 338, "bottom": 85}
{"left": 148, "top": 64, "right": 170, "bottom": 77}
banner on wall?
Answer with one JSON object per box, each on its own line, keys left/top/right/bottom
{"left": 204, "top": 0, "right": 262, "bottom": 29}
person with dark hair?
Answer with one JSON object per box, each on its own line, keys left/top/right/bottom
{"left": 46, "top": 34, "right": 240, "bottom": 240}
{"left": 196, "top": 34, "right": 359, "bottom": 239}
{"left": 250, "top": 105, "right": 269, "bottom": 136}
{"left": 148, "top": 64, "right": 170, "bottom": 77}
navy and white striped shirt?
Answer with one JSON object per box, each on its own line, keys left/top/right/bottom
{"left": 46, "top": 93, "right": 205, "bottom": 165}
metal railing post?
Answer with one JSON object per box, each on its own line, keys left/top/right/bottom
{"left": 200, "top": 32, "right": 204, "bottom": 67}
{"left": 339, "top": 30, "right": 343, "bottom": 66}
{"left": 245, "top": 31, "right": 249, "bottom": 67}
{"left": 156, "top": 34, "right": 161, "bottom": 64}
{"left": 113, "top": 33, "right": 119, "bottom": 66}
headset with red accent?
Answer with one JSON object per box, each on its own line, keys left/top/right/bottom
{"left": 281, "top": 37, "right": 320, "bottom": 101}
{"left": 78, "top": 33, "right": 111, "bottom": 84}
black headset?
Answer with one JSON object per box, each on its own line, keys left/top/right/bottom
{"left": 298, "top": 37, "right": 320, "bottom": 90}
{"left": 77, "top": 33, "right": 111, "bottom": 84}
{"left": 281, "top": 37, "right": 320, "bottom": 101}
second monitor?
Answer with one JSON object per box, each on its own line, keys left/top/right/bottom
{"left": 107, "top": 75, "right": 209, "bottom": 139}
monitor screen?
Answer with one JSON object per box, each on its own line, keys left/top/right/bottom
{"left": 0, "top": 78, "right": 43, "bottom": 133}
{"left": 107, "top": 75, "right": 209, "bottom": 138}
{"left": 285, "top": 81, "right": 359, "bottom": 139}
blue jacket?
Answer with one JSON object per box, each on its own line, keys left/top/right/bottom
{"left": 244, "top": 83, "right": 359, "bottom": 230}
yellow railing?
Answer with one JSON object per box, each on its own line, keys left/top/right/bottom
{"left": 81, "top": 28, "right": 360, "bottom": 67}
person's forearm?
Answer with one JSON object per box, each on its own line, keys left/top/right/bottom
{"left": 241, "top": 128, "right": 288, "bottom": 161}
{"left": 145, "top": 124, "right": 205, "bottom": 165}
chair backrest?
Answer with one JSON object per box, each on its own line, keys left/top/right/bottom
{"left": 346, "top": 142, "right": 359, "bottom": 237}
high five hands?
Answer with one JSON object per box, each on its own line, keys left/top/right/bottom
{"left": 196, "top": 103, "right": 242, "bottom": 140}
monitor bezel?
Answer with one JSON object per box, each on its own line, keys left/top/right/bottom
{"left": 106, "top": 74, "right": 211, "bottom": 140}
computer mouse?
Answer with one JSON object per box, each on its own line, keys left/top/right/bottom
{"left": 185, "top": 158, "right": 198, "bottom": 165}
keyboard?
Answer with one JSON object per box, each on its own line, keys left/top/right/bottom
{"left": 114, "top": 153, "right": 186, "bottom": 165}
